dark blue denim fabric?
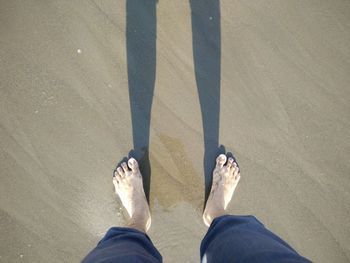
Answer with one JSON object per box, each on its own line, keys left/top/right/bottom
{"left": 200, "top": 215, "right": 311, "bottom": 263}
{"left": 81, "top": 227, "right": 162, "bottom": 263}
{"left": 82, "top": 216, "right": 311, "bottom": 263}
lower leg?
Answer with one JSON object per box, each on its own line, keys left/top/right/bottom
{"left": 201, "top": 154, "right": 311, "bottom": 263}
{"left": 82, "top": 157, "right": 160, "bottom": 263}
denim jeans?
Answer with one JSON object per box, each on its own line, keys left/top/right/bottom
{"left": 82, "top": 215, "right": 311, "bottom": 263}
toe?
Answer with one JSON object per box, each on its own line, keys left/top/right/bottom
{"left": 216, "top": 154, "right": 227, "bottom": 168}
{"left": 113, "top": 169, "right": 122, "bottom": 180}
{"left": 113, "top": 176, "right": 119, "bottom": 186}
{"left": 231, "top": 162, "right": 238, "bottom": 172}
{"left": 128, "top": 158, "right": 139, "bottom": 173}
{"left": 121, "top": 162, "right": 129, "bottom": 172}
{"left": 117, "top": 167, "right": 125, "bottom": 178}
{"left": 227, "top": 157, "right": 234, "bottom": 169}
{"left": 234, "top": 173, "right": 241, "bottom": 182}
{"left": 233, "top": 167, "right": 240, "bottom": 180}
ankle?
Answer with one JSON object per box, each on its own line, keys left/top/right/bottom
{"left": 129, "top": 212, "right": 151, "bottom": 233}
{"left": 128, "top": 221, "right": 147, "bottom": 233}
{"left": 203, "top": 206, "right": 225, "bottom": 227}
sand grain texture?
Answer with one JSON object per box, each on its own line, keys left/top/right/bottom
{"left": 1, "top": 0, "right": 350, "bottom": 262}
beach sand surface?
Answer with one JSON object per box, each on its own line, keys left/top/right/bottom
{"left": 1, "top": 0, "right": 350, "bottom": 262}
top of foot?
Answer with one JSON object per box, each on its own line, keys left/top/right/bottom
{"left": 113, "top": 158, "right": 151, "bottom": 232}
{"left": 203, "top": 154, "right": 241, "bottom": 227}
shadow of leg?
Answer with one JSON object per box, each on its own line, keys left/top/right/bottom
{"left": 190, "top": 0, "right": 222, "bottom": 206}
{"left": 127, "top": 0, "right": 157, "bottom": 202}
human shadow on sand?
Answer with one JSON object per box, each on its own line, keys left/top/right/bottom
{"left": 126, "top": 0, "right": 223, "bottom": 205}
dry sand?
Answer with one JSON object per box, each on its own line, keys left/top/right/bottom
{"left": 1, "top": 0, "right": 350, "bottom": 262}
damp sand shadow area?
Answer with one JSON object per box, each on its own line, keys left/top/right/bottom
{"left": 126, "top": 0, "right": 223, "bottom": 205}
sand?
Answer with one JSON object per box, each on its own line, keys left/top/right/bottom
{"left": 1, "top": 0, "right": 350, "bottom": 262}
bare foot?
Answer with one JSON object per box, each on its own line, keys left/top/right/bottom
{"left": 113, "top": 158, "right": 151, "bottom": 232}
{"left": 203, "top": 154, "right": 241, "bottom": 227}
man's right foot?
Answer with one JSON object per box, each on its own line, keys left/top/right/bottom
{"left": 203, "top": 154, "right": 241, "bottom": 227}
{"left": 113, "top": 158, "right": 151, "bottom": 232}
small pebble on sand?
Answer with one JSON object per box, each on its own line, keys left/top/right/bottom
{"left": 77, "top": 49, "right": 82, "bottom": 54}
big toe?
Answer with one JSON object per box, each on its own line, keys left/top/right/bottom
{"left": 128, "top": 158, "right": 139, "bottom": 173}
{"left": 216, "top": 154, "right": 227, "bottom": 168}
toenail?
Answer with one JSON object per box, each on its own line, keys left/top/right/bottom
{"left": 128, "top": 158, "right": 136, "bottom": 166}
{"left": 218, "top": 154, "right": 226, "bottom": 161}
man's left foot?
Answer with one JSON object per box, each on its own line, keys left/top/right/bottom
{"left": 113, "top": 158, "right": 151, "bottom": 232}
{"left": 203, "top": 154, "right": 241, "bottom": 227}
